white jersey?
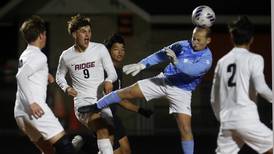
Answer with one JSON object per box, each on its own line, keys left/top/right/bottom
{"left": 210, "top": 47, "right": 272, "bottom": 127}
{"left": 14, "top": 45, "right": 64, "bottom": 140}
{"left": 56, "top": 42, "right": 117, "bottom": 104}
{"left": 14, "top": 45, "right": 48, "bottom": 117}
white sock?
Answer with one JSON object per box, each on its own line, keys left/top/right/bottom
{"left": 97, "top": 138, "right": 113, "bottom": 154}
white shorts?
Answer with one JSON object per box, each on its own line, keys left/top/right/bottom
{"left": 137, "top": 73, "right": 192, "bottom": 115}
{"left": 15, "top": 103, "right": 64, "bottom": 141}
{"left": 216, "top": 122, "right": 273, "bottom": 154}
{"left": 74, "top": 97, "right": 114, "bottom": 127}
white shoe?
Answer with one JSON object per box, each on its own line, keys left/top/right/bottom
{"left": 72, "top": 135, "right": 84, "bottom": 152}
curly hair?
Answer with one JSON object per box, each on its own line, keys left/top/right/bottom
{"left": 67, "top": 14, "right": 92, "bottom": 35}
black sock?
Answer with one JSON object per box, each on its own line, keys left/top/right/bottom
{"left": 53, "top": 135, "right": 76, "bottom": 154}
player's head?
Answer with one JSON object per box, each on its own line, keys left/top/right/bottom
{"left": 228, "top": 16, "right": 254, "bottom": 46}
{"left": 191, "top": 26, "right": 211, "bottom": 51}
{"left": 104, "top": 33, "right": 125, "bottom": 64}
{"left": 20, "top": 15, "right": 47, "bottom": 47}
{"left": 67, "top": 14, "right": 92, "bottom": 51}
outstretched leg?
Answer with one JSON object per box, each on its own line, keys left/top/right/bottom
{"left": 78, "top": 83, "right": 144, "bottom": 113}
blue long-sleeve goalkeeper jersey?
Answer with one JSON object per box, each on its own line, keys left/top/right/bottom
{"left": 139, "top": 40, "right": 212, "bottom": 91}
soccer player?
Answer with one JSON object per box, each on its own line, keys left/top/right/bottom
{"left": 14, "top": 15, "right": 76, "bottom": 154}
{"left": 105, "top": 32, "right": 154, "bottom": 119}
{"left": 78, "top": 26, "right": 213, "bottom": 154}
{"left": 210, "top": 16, "right": 273, "bottom": 154}
{"left": 55, "top": 14, "right": 118, "bottom": 154}
{"left": 105, "top": 33, "right": 154, "bottom": 154}
{"left": 71, "top": 33, "right": 154, "bottom": 154}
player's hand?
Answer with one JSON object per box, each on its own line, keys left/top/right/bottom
{"left": 48, "top": 73, "right": 55, "bottom": 84}
{"left": 164, "top": 47, "right": 178, "bottom": 65}
{"left": 123, "top": 63, "right": 145, "bottom": 76}
{"left": 104, "top": 81, "right": 113, "bottom": 94}
{"left": 30, "top": 102, "right": 44, "bottom": 119}
{"left": 66, "top": 87, "right": 78, "bottom": 97}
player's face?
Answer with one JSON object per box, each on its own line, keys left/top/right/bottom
{"left": 74, "top": 25, "right": 91, "bottom": 51}
{"left": 191, "top": 28, "right": 211, "bottom": 51}
{"left": 110, "top": 42, "right": 125, "bottom": 63}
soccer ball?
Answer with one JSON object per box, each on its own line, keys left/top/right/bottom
{"left": 192, "top": 5, "right": 216, "bottom": 27}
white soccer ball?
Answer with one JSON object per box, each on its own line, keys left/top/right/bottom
{"left": 192, "top": 5, "right": 216, "bottom": 27}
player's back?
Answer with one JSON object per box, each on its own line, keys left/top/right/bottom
{"left": 16, "top": 45, "right": 48, "bottom": 103}
{"left": 216, "top": 47, "right": 261, "bottom": 122}
{"left": 15, "top": 45, "right": 48, "bottom": 117}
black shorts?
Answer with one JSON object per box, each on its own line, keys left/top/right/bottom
{"left": 110, "top": 105, "right": 127, "bottom": 141}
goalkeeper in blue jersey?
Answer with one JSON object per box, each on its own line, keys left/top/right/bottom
{"left": 78, "top": 26, "right": 213, "bottom": 154}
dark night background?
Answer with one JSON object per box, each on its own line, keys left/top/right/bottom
{"left": 0, "top": 0, "right": 271, "bottom": 154}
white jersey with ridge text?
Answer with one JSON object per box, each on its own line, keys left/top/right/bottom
{"left": 56, "top": 42, "right": 117, "bottom": 107}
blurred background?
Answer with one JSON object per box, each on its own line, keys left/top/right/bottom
{"left": 0, "top": 0, "right": 271, "bottom": 153}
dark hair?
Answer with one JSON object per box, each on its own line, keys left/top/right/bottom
{"left": 104, "top": 33, "right": 125, "bottom": 50}
{"left": 67, "top": 14, "right": 92, "bottom": 34}
{"left": 20, "top": 15, "right": 46, "bottom": 43}
{"left": 228, "top": 16, "right": 254, "bottom": 45}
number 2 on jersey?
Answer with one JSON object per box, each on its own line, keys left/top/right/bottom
{"left": 227, "top": 63, "right": 236, "bottom": 87}
{"left": 83, "top": 69, "right": 90, "bottom": 78}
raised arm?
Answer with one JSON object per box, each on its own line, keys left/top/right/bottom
{"left": 123, "top": 47, "right": 171, "bottom": 76}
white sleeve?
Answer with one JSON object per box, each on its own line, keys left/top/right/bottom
{"left": 250, "top": 55, "right": 272, "bottom": 103}
{"left": 16, "top": 52, "right": 47, "bottom": 104}
{"left": 55, "top": 55, "right": 70, "bottom": 92}
{"left": 101, "top": 46, "right": 117, "bottom": 83}
{"left": 253, "top": 75, "right": 272, "bottom": 103}
{"left": 16, "top": 64, "right": 36, "bottom": 104}
{"left": 210, "top": 62, "right": 220, "bottom": 121}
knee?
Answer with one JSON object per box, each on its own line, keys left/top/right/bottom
{"left": 96, "top": 128, "right": 111, "bottom": 138}
{"left": 265, "top": 148, "right": 273, "bottom": 154}
{"left": 49, "top": 131, "right": 65, "bottom": 144}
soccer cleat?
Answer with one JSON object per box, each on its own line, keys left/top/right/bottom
{"left": 78, "top": 104, "right": 101, "bottom": 113}
{"left": 72, "top": 135, "right": 84, "bottom": 152}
